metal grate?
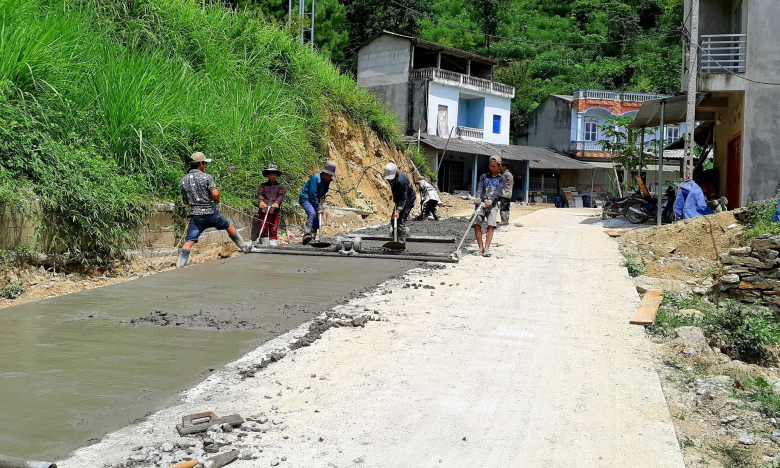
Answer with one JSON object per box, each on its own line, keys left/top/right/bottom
{"left": 700, "top": 34, "right": 747, "bottom": 73}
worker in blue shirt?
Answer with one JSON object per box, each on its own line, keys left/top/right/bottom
{"left": 298, "top": 162, "right": 336, "bottom": 245}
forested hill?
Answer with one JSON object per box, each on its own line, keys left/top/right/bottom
{"left": 233, "top": 0, "right": 683, "bottom": 139}
{"left": 417, "top": 0, "right": 685, "bottom": 138}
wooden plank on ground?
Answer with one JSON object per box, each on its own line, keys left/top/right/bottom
{"left": 604, "top": 229, "right": 621, "bottom": 238}
{"left": 629, "top": 289, "right": 664, "bottom": 325}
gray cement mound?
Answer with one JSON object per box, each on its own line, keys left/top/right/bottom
{"left": 128, "top": 310, "right": 264, "bottom": 330}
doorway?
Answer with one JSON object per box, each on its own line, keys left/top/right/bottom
{"left": 726, "top": 132, "right": 742, "bottom": 208}
{"left": 437, "top": 105, "right": 448, "bottom": 137}
{"left": 438, "top": 160, "right": 464, "bottom": 193}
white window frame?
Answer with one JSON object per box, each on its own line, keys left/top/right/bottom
{"left": 665, "top": 125, "right": 681, "bottom": 142}
{"left": 584, "top": 117, "right": 598, "bottom": 142}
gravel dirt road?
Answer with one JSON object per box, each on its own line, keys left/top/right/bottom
{"left": 61, "top": 208, "right": 684, "bottom": 468}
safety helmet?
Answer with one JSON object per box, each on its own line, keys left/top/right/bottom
{"left": 384, "top": 163, "right": 398, "bottom": 180}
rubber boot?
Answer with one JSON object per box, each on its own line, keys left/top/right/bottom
{"left": 269, "top": 239, "right": 279, "bottom": 247}
{"left": 432, "top": 207, "right": 440, "bottom": 221}
{"left": 397, "top": 221, "right": 408, "bottom": 242}
{"left": 229, "top": 232, "right": 251, "bottom": 253}
{"left": 260, "top": 237, "right": 270, "bottom": 247}
{"left": 176, "top": 249, "right": 191, "bottom": 269}
{"left": 302, "top": 221, "right": 314, "bottom": 245}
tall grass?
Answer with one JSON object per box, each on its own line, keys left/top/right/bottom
{"left": 0, "top": 0, "right": 401, "bottom": 264}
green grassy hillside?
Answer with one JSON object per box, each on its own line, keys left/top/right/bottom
{"left": 0, "top": 0, "right": 398, "bottom": 263}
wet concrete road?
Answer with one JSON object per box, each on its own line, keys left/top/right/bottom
{"left": 0, "top": 253, "right": 414, "bottom": 460}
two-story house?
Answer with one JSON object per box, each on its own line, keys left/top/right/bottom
{"left": 519, "top": 90, "right": 685, "bottom": 193}
{"left": 357, "top": 31, "right": 513, "bottom": 144}
{"left": 630, "top": 1, "right": 780, "bottom": 208}
{"left": 682, "top": 0, "right": 780, "bottom": 206}
{"left": 357, "top": 32, "right": 592, "bottom": 200}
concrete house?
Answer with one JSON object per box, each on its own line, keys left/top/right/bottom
{"left": 682, "top": 0, "right": 780, "bottom": 205}
{"left": 357, "top": 31, "right": 514, "bottom": 144}
{"left": 630, "top": 0, "right": 780, "bottom": 208}
{"left": 357, "top": 32, "right": 592, "bottom": 200}
{"left": 519, "top": 90, "right": 686, "bottom": 193}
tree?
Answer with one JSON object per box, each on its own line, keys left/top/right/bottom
{"left": 467, "top": 0, "right": 505, "bottom": 52}
{"left": 598, "top": 116, "right": 654, "bottom": 194}
{"left": 341, "top": 0, "right": 432, "bottom": 71}
{"left": 313, "top": 0, "right": 349, "bottom": 61}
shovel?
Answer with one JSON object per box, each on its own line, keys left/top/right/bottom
{"left": 255, "top": 207, "right": 271, "bottom": 246}
{"left": 383, "top": 208, "right": 405, "bottom": 250}
{"left": 311, "top": 212, "right": 332, "bottom": 248}
{"left": 454, "top": 202, "right": 484, "bottom": 254}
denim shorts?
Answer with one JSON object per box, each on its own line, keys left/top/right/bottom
{"left": 185, "top": 213, "right": 231, "bottom": 242}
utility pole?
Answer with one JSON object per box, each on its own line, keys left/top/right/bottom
{"left": 289, "top": 0, "right": 315, "bottom": 49}
{"left": 683, "top": 0, "right": 700, "bottom": 180}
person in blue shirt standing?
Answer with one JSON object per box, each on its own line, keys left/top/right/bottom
{"left": 383, "top": 163, "right": 416, "bottom": 242}
{"left": 299, "top": 162, "right": 336, "bottom": 245}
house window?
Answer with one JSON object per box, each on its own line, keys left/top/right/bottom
{"left": 493, "top": 115, "right": 501, "bottom": 134}
{"left": 584, "top": 117, "right": 598, "bottom": 141}
{"left": 666, "top": 125, "right": 681, "bottom": 142}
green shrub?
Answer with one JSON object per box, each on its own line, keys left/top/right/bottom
{"left": 0, "top": 284, "right": 25, "bottom": 299}
{"left": 622, "top": 253, "right": 645, "bottom": 277}
{"left": 741, "top": 199, "right": 780, "bottom": 239}
{"left": 703, "top": 300, "right": 780, "bottom": 361}
{"left": 648, "top": 292, "right": 713, "bottom": 337}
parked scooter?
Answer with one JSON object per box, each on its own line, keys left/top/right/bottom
{"left": 601, "top": 196, "right": 634, "bottom": 219}
{"left": 626, "top": 184, "right": 678, "bottom": 224}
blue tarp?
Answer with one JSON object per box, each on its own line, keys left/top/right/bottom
{"left": 673, "top": 181, "right": 715, "bottom": 219}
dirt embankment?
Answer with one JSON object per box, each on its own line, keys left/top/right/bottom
{"left": 0, "top": 114, "right": 472, "bottom": 309}
{"left": 620, "top": 211, "right": 743, "bottom": 289}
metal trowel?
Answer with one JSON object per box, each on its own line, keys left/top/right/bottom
{"left": 311, "top": 213, "right": 332, "bottom": 248}
{"left": 383, "top": 214, "right": 405, "bottom": 250}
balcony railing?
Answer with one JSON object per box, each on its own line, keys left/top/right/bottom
{"left": 573, "top": 90, "right": 670, "bottom": 102}
{"left": 570, "top": 141, "right": 606, "bottom": 152}
{"left": 410, "top": 68, "right": 515, "bottom": 99}
{"left": 700, "top": 34, "right": 746, "bottom": 73}
{"left": 456, "top": 126, "right": 483, "bottom": 139}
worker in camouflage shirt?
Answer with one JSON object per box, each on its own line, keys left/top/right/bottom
{"left": 177, "top": 152, "right": 250, "bottom": 268}
{"left": 473, "top": 156, "right": 506, "bottom": 257}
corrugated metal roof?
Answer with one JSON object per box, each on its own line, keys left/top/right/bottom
{"left": 417, "top": 134, "right": 594, "bottom": 170}
{"left": 364, "top": 31, "right": 498, "bottom": 65}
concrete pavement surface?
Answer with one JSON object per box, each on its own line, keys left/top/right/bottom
{"left": 62, "top": 208, "right": 684, "bottom": 468}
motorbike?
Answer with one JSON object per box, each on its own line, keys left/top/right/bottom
{"left": 626, "top": 184, "right": 678, "bottom": 224}
{"left": 600, "top": 196, "right": 634, "bottom": 220}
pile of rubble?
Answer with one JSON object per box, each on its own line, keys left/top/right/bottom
{"left": 714, "top": 234, "right": 780, "bottom": 313}
{"left": 106, "top": 414, "right": 294, "bottom": 468}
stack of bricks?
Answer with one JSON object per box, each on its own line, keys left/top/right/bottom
{"left": 715, "top": 234, "right": 780, "bottom": 312}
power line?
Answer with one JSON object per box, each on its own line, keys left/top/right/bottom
{"left": 387, "top": 0, "right": 682, "bottom": 48}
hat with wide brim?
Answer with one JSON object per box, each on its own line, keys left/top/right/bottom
{"left": 190, "top": 152, "right": 212, "bottom": 163}
{"left": 262, "top": 164, "right": 282, "bottom": 176}
{"left": 322, "top": 162, "right": 337, "bottom": 176}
